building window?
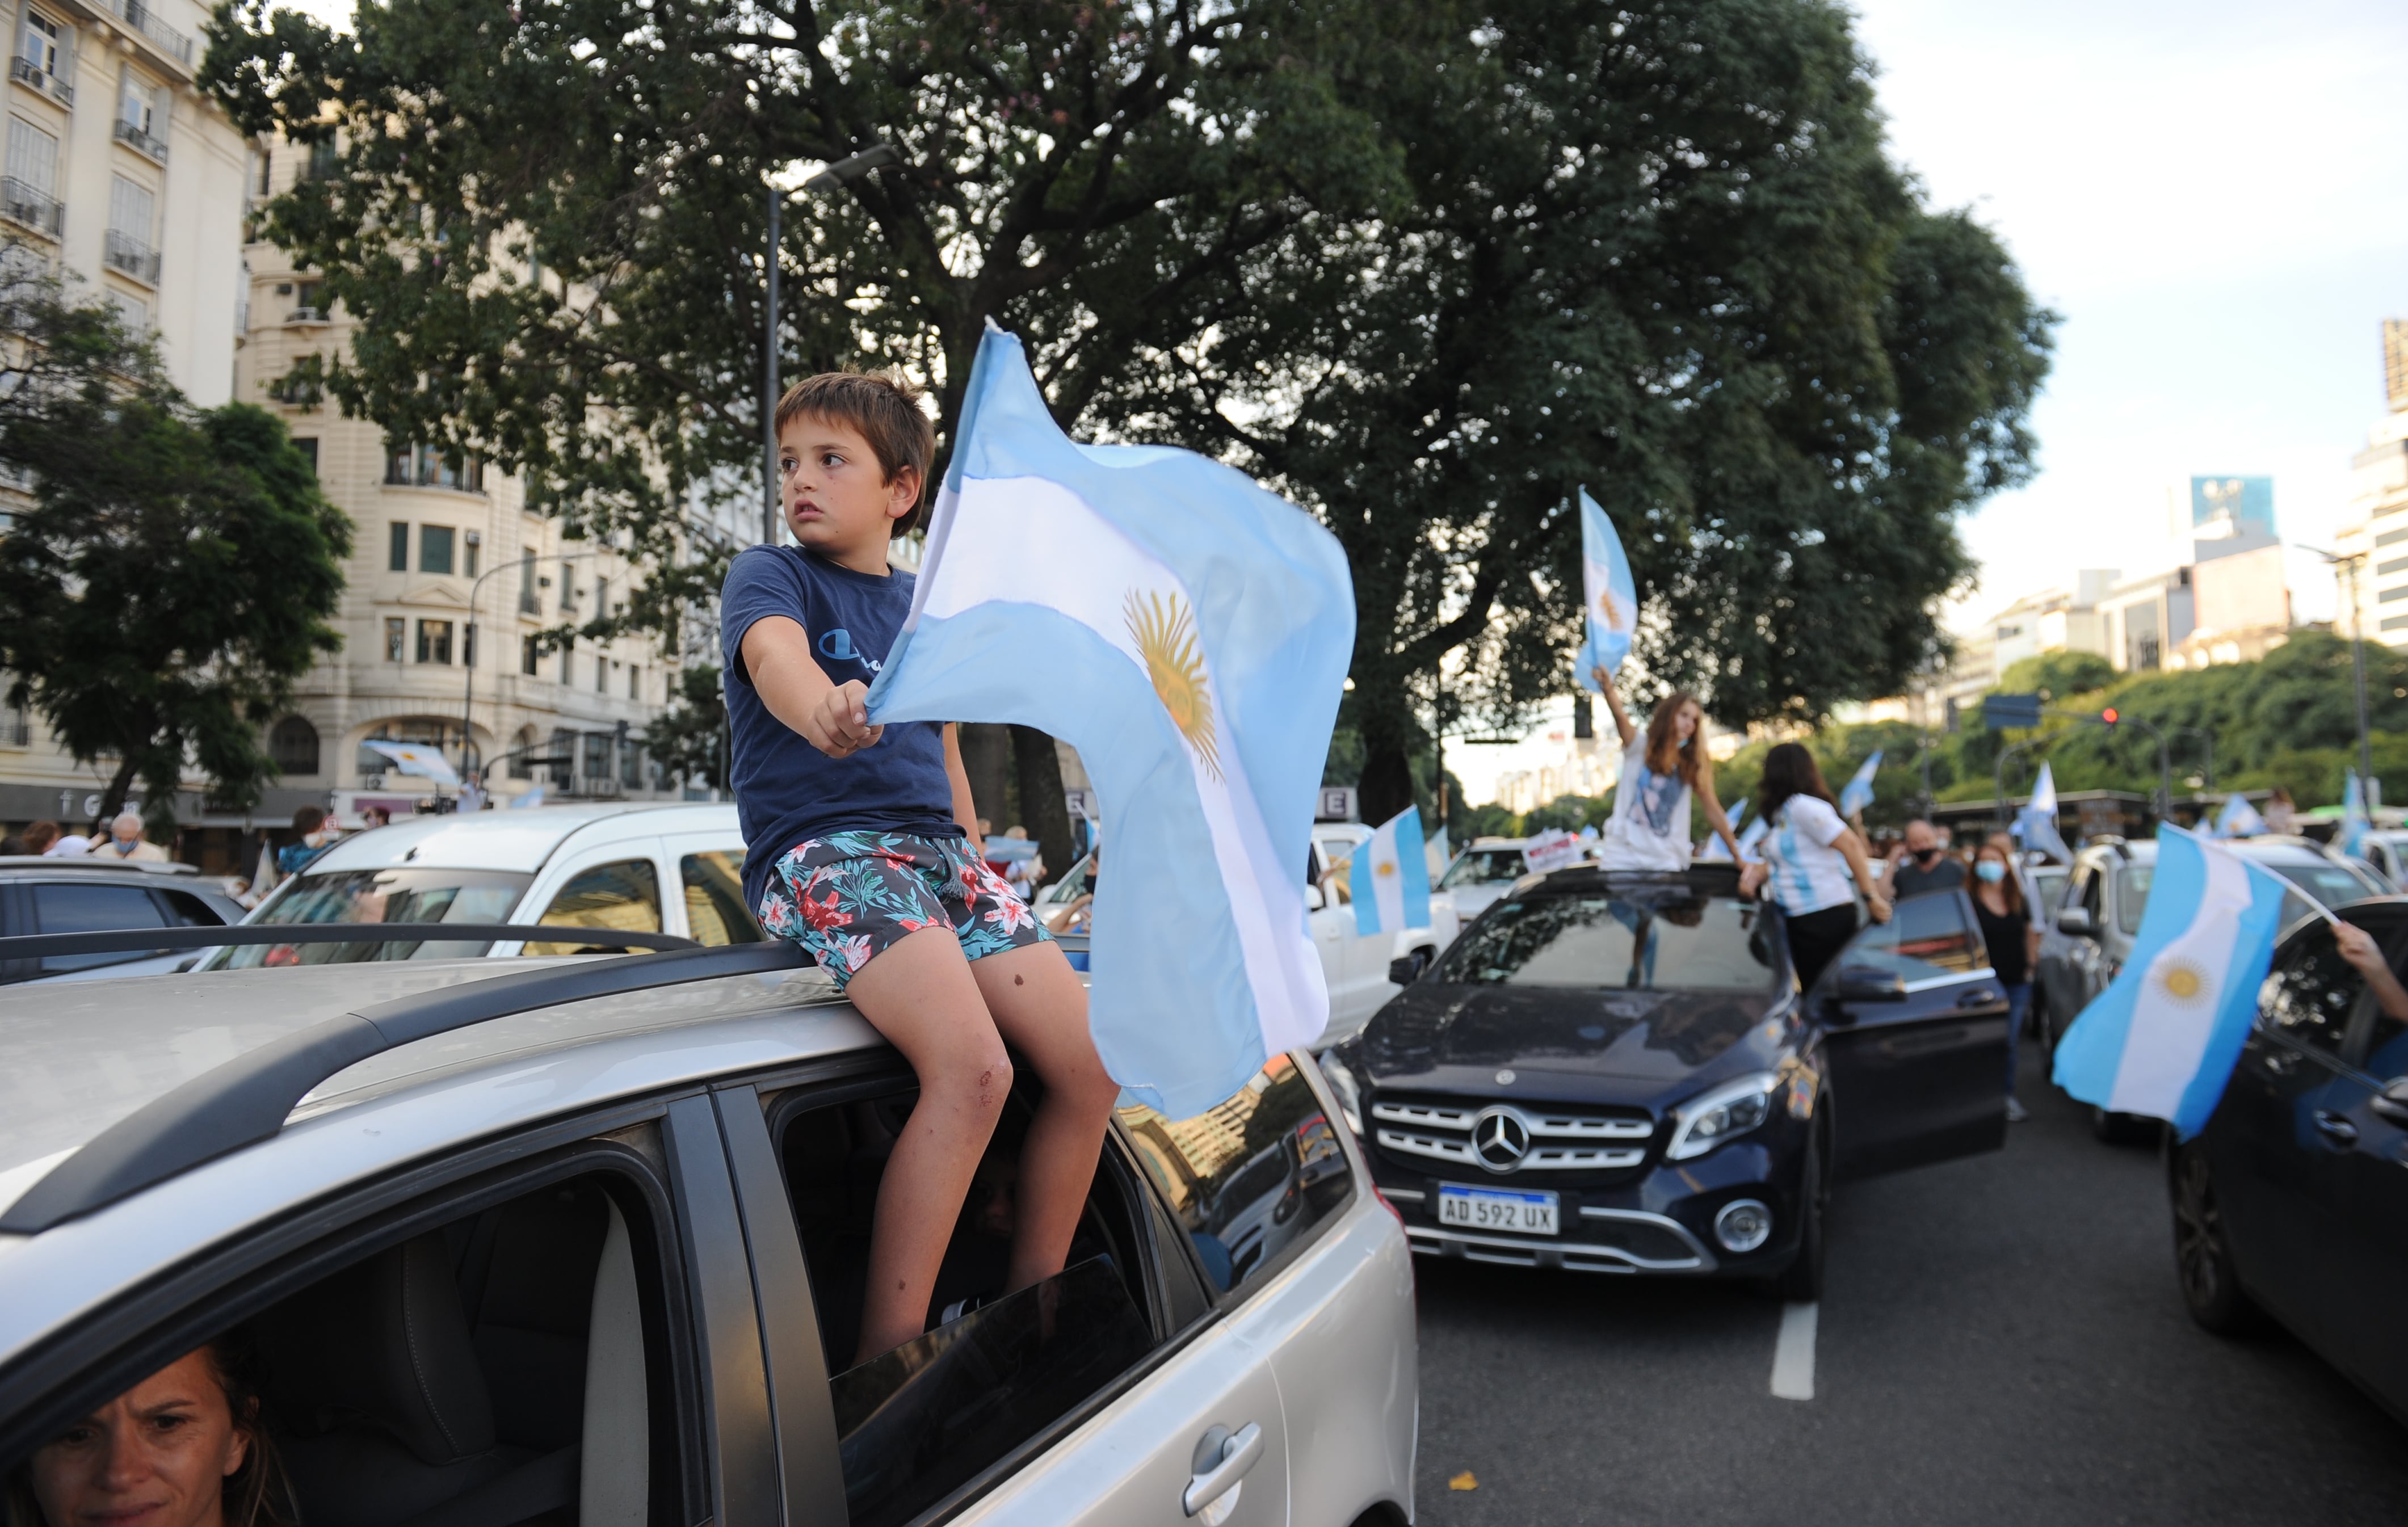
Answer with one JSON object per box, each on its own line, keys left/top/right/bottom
{"left": 420, "top": 524, "right": 455, "bottom": 577}
{"left": 105, "top": 175, "right": 159, "bottom": 285}
{"left": 385, "top": 443, "right": 485, "bottom": 492}
{"left": 628, "top": 664, "right": 641, "bottom": 700}
{"left": 598, "top": 657, "right": 611, "bottom": 695}
{"left": 2380, "top": 585, "right": 2408, "bottom": 604}
{"left": 583, "top": 731, "right": 613, "bottom": 781}
{"left": 251, "top": 147, "right": 270, "bottom": 196}
{"left": 306, "top": 139, "right": 338, "bottom": 182}
{"left": 560, "top": 641, "right": 574, "bottom": 685}
{"left": 5, "top": 118, "right": 63, "bottom": 240}
{"left": 116, "top": 66, "right": 164, "bottom": 143}
{"left": 620, "top": 737, "right": 643, "bottom": 789}
{"left": 268, "top": 715, "right": 320, "bottom": 775}
{"left": 416, "top": 619, "right": 453, "bottom": 664}
{"left": 509, "top": 724, "right": 539, "bottom": 779}
{"left": 518, "top": 549, "right": 538, "bottom": 614}
{"left": 17, "top": 9, "right": 62, "bottom": 79}
{"left": 558, "top": 560, "right": 576, "bottom": 612}
{"left": 388, "top": 521, "right": 409, "bottom": 572}
{"left": 462, "top": 624, "right": 477, "bottom": 670}
{"left": 2382, "top": 614, "right": 2408, "bottom": 633}
{"left": 293, "top": 438, "right": 318, "bottom": 473}
{"left": 384, "top": 617, "right": 405, "bottom": 662}
{"left": 522, "top": 635, "right": 540, "bottom": 676}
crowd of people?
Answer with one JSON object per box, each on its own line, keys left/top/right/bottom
{"left": 1, "top": 802, "right": 398, "bottom": 908}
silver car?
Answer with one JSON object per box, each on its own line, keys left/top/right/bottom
{"left": 0, "top": 933, "right": 1416, "bottom": 1526}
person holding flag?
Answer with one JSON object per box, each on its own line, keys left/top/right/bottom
{"left": 1590, "top": 666, "right": 1745, "bottom": 869}
{"left": 1739, "top": 743, "right": 1893, "bottom": 990}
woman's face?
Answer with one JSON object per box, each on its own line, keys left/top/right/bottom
{"left": 1671, "top": 702, "right": 1700, "bottom": 744}
{"left": 31, "top": 1350, "right": 245, "bottom": 1527}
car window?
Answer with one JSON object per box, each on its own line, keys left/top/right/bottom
{"left": 1840, "top": 891, "right": 1981, "bottom": 983}
{"left": 2259, "top": 860, "right": 2384, "bottom": 915}
{"left": 1440, "top": 849, "right": 1528, "bottom": 888}
{"left": 678, "top": 851, "right": 762, "bottom": 946}
{"left": 774, "top": 1082, "right": 1162, "bottom": 1527}
{"left": 2258, "top": 928, "right": 2358, "bottom": 1055}
{"left": 215, "top": 867, "right": 534, "bottom": 966}
{"left": 7, "top": 1158, "right": 685, "bottom": 1525}
{"left": 1430, "top": 891, "right": 1776, "bottom": 992}
{"left": 156, "top": 888, "right": 228, "bottom": 926}
{"left": 2029, "top": 869, "right": 2067, "bottom": 916}
{"left": 2114, "top": 864, "right": 2152, "bottom": 934}
{"left": 2077, "top": 864, "right": 2102, "bottom": 922}
{"left": 32, "top": 881, "right": 170, "bottom": 973}
{"left": 1119, "top": 1054, "right": 1354, "bottom": 1296}
{"left": 525, "top": 859, "right": 663, "bottom": 956}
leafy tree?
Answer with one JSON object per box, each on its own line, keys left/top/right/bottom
{"left": 1997, "top": 650, "right": 2116, "bottom": 701}
{"left": 0, "top": 253, "right": 350, "bottom": 828}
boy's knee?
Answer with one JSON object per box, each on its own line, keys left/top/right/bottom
{"left": 931, "top": 1047, "right": 1014, "bottom": 1114}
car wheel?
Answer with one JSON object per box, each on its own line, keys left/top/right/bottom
{"left": 1770, "top": 1122, "right": 1828, "bottom": 1302}
{"left": 2170, "top": 1136, "right": 2261, "bottom": 1335}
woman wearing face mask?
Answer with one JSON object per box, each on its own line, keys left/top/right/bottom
{"left": 9, "top": 1332, "right": 292, "bottom": 1527}
{"left": 1971, "top": 835, "right": 2042, "bottom": 1122}
{"left": 1591, "top": 666, "right": 1745, "bottom": 869}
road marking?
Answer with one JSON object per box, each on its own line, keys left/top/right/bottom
{"left": 1771, "top": 1301, "right": 1818, "bottom": 1400}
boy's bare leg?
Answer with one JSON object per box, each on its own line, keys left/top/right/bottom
{"left": 969, "top": 941, "right": 1120, "bottom": 1293}
{"left": 841, "top": 925, "right": 1015, "bottom": 1365}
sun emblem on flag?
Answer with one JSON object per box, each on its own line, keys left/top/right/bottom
{"left": 2155, "top": 960, "right": 2210, "bottom": 1003}
{"left": 1125, "top": 588, "right": 1222, "bottom": 780}
{"left": 1598, "top": 586, "right": 1632, "bottom": 634}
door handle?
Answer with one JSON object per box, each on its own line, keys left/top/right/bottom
{"left": 1957, "top": 988, "right": 1998, "bottom": 1008}
{"left": 2312, "top": 1110, "right": 2359, "bottom": 1147}
{"left": 1184, "top": 1421, "right": 1266, "bottom": 1518}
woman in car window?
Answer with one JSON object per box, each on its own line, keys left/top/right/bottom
{"left": 9, "top": 1334, "right": 290, "bottom": 1527}
{"left": 1591, "top": 665, "right": 1745, "bottom": 869}
{"left": 1738, "top": 743, "right": 1892, "bottom": 991}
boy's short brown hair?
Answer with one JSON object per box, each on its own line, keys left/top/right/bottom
{"left": 775, "top": 370, "right": 936, "bottom": 538}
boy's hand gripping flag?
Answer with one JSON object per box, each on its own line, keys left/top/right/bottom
{"left": 1574, "top": 487, "right": 1639, "bottom": 690}
{"left": 2050, "top": 827, "right": 2289, "bottom": 1139}
{"left": 1838, "top": 751, "right": 1882, "bottom": 817}
{"left": 864, "top": 325, "right": 1355, "bottom": 1118}
{"left": 1350, "top": 806, "right": 1432, "bottom": 938}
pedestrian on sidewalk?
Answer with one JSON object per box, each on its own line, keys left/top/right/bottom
{"left": 27, "top": 819, "right": 89, "bottom": 857}
{"left": 86, "top": 812, "right": 169, "bottom": 863}
{"left": 1887, "top": 818, "right": 1965, "bottom": 900}
{"left": 1972, "top": 836, "right": 2040, "bottom": 1122}
{"left": 1739, "top": 743, "right": 1892, "bottom": 991}
{"left": 1590, "top": 664, "right": 1745, "bottom": 867}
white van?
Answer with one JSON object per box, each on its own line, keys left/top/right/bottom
{"left": 203, "top": 802, "right": 756, "bottom": 966}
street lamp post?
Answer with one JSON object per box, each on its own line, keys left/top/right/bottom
{"left": 2309, "top": 545, "right": 2378, "bottom": 801}
{"left": 763, "top": 145, "right": 902, "bottom": 546}
{"left": 459, "top": 548, "right": 615, "bottom": 794}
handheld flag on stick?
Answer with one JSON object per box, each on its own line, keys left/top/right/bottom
{"left": 2051, "top": 827, "right": 2289, "bottom": 1139}
{"left": 2018, "top": 763, "right": 2074, "bottom": 864}
{"left": 1351, "top": 806, "right": 1433, "bottom": 937}
{"left": 864, "top": 323, "right": 1355, "bottom": 1118}
{"left": 1574, "top": 488, "right": 1639, "bottom": 689}
{"left": 1697, "top": 801, "right": 1750, "bottom": 862}
{"left": 2212, "top": 793, "right": 2265, "bottom": 840}
{"left": 2342, "top": 772, "right": 2372, "bottom": 857}
{"left": 1838, "top": 752, "right": 1882, "bottom": 818}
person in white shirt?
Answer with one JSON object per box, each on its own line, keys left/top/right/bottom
{"left": 1591, "top": 665, "right": 1745, "bottom": 869}
{"left": 1739, "top": 743, "right": 1892, "bottom": 990}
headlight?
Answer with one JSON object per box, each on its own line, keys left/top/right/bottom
{"left": 1317, "top": 1051, "right": 1364, "bottom": 1136}
{"left": 1665, "top": 1071, "right": 1779, "bottom": 1162}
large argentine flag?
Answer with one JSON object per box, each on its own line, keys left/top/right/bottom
{"left": 1351, "top": 806, "right": 1432, "bottom": 937}
{"left": 1574, "top": 487, "right": 1640, "bottom": 688}
{"left": 864, "top": 325, "right": 1354, "bottom": 1118}
{"left": 2051, "top": 827, "right": 2288, "bottom": 1138}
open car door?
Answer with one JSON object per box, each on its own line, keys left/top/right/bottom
{"left": 1816, "top": 889, "right": 2011, "bottom": 1179}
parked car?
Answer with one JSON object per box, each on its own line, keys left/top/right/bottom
{"left": 2033, "top": 836, "right": 2387, "bottom": 1058}
{"left": 0, "top": 933, "right": 1416, "bottom": 1526}
{"left": 2355, "top": 827, "right": 2408, "bottom": 889}
{"left": 1318, "top": 864, "right": 2011, "bottom": 1298}
{"left": 1036, "top": 831, "right": 1456, "bottom": 1043}
{"left": 200, "top": 801, "right": 759, "bottom": 967}
{"left": 1434, "top": 836, "right": 1544, "bottom": 920}
{"left": 2166, "top": 901, "right": 2408, "bottom": 1426}
{"left": 0, "top": 855, "right": 246, "bottom": 986}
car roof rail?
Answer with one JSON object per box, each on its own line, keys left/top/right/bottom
{"left": 0, "top": 938, "right": 808, "bottom": 1235}
{"left": 0, "top": 923, "right": 699, "bottom": 964}
{"left": 0, "top": 855, "right": 200, "bottom": 875}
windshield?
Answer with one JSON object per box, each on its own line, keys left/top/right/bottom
{"left": 1431, "top": 890, "right": 1776, "bottom": 992}
{"left": 2115, "top": 857, "right": 2382, "bottom": 936}
{"left": 208, "top": 867, "right": 535, "bottom": 967}
{"left": 1440, "top": 849, "right": 1528, "bottom": 888}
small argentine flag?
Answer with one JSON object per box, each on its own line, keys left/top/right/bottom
{"left": 2342, "top": 772, "right": 2372, "bottom": 857}
{"left": 2051, "top": 827, "right": 2289, "bottom": 1138}
{"left": 1574, "top": 487, "right": 1639, "bottom": 688}
{"left": 1351, "top": 806, "right": 1432, "bottom": 937}
{"left": 2018, "top": 762, "right": 2074, "bottom": 864}
{"left": 2210, "top": 792, "right": 2265, "bottom": 839}
{"left": 1838, "top": 751, "right": 1882, "bottom": 817}
{"left": 865, "top": 325, "right": 1354, "bottom": 1119}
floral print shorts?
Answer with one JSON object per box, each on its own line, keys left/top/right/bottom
{"left": 755, "top": 830, "right": 1050, "bottom": 986}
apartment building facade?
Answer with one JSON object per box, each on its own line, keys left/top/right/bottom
{"left": 2334, "top": 322, "right": 2408, "bottom": 648}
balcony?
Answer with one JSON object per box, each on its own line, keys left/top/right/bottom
{"left": 285, "top": 306, "right": 328, "bottom": 325}
{"left": 10, "top": 55, "right": 72, "bottom": 104}
{"left": 104, "top": 0, "right": 194, "bottom": 67}
{"left": 103, "top": 230, "right": 160, "bottom": 287}
{"left": 112, "top": 118, "right": 169, "bottom": 164}
{"left": 0, "top": 178, "right": 63, "bottom": 241}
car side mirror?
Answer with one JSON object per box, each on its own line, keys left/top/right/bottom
{"left": 1303, "top": 883, "right": 1326, "bottom": 912}
{"left": 1388, "top": 950, "right": 1430, "bottom": 986}
{"left": 2056, "top": 906, "right": 2095, "bottom": 937}
{"left": 2373, "top": 1077, "right": 2408, "bottom": 1126}
{"left": 1833, "top": 965, "right": 1907, "bottom": 1004}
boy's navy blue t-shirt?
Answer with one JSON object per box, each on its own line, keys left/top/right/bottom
{"left": 720, "top": 545, "right": 958, "bottom": 915}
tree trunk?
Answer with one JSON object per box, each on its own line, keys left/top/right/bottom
{"left": 94, "top": 756, "right": 138, "bottom": 835}
{"left": 1358, "top": 740, "right": 1415, "bottom": 830}
{"left": 957, "top": 723, "right": 1014, "bottom": 834}
{"left": 1011, "top": 725, "right": 1078, "bottom": 889}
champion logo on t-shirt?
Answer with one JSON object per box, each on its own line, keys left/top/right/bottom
{"left": 817, "top": 628, "right": 884, "bottom": 676}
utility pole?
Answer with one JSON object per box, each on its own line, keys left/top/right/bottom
{"left": 2309, "top": 545, "right": 2378, "bottom": 803}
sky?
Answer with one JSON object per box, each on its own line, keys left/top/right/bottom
{"left": 1451, "top": 0, "right": 2408, "bottom": 808}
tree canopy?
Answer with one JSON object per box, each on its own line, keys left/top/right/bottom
{"left": 0, "top": 250, "right": 350, "bottom": 826}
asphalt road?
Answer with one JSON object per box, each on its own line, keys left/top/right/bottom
{"left": 1410, "top": 1040, "right": 2408, "bottom": 1525}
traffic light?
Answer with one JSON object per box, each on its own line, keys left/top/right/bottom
{"left": 2100, "top": 707, "right": 2119, "bottom": 725}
